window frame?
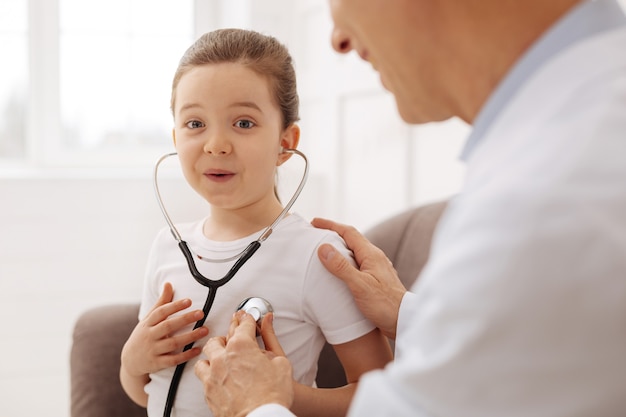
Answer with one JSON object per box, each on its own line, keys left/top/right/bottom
{"left": 0, "top": 0, "right": 217, "bottom": 174}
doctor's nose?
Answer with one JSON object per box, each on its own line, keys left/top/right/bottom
{"left": 331, "top": 27, "right": 353, "bottom": 54}
{"left": 203, "top": 133, "right": 232, "bottom": 155}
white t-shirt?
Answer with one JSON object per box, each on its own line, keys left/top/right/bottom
{"left": 139, "top": 213, "right": 374, "bottom": 417}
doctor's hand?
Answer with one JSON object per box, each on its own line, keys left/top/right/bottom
{"left": 195, "top": 311, "right": 294, "bottom": 417}
{"left": 312, "top": 217, "right": 407, "bottom": 340}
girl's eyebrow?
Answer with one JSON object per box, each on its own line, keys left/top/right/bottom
{"left": 178, "top": 103, "right": 202, "bottom": 113}
{"left": 230, "top": 101, "right": 263, "bottom": 113}
{"left": 177, "top": 101, "right": 263, "bottom": 114}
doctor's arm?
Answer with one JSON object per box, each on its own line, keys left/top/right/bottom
{"left": 311, "top": 217, "right": 408, "bottom": 340}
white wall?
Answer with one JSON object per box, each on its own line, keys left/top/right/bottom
{"left": 0, "top": 173, "right": 208, "bottom": 416}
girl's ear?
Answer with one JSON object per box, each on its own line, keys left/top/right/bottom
{"left": 277, "top": 124, "right": 300, "bottom": 165}
{"left": 172, "top": 128, "right": 177, "bottom": 146}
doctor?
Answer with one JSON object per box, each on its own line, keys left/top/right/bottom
{"left": 195, "top": 0, "right": 626, "bottom": 416}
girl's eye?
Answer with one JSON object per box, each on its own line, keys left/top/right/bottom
{"left": 235, "top": 119, "right": 255, "bottom": 129}
{"left": 186, "top": 120, "right": 204, "bottom": 129}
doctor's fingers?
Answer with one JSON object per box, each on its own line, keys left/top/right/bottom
{"left": 260, "top": 313, "right": 286, "bottom": 357}
{"left": 317, "top": 242, "right": 362, "bottom": 287}
{"left": 226, "top": 310, "right": 245, "bottom": 341}
{"left": 312, "top": 218, "right": 377, "bottom": 265}
{"left": 204, "top": 315, "right": 259, "bottom": 361}
{"left": 312, "top": 217, "right": 362, "bottom": 244}
{"left": 193, "top": 357, "right": 211, "bottom": 384}
{"left": 200, "top": 335, "right": 227, "bottom": 365}
{"left": 226, "top": 311, "right": 260, "bottom": 342}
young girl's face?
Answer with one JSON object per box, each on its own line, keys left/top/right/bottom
{"left": 172, "top": 62, "right": 296, "bottom": 214}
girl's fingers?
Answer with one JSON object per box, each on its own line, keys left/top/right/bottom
{"left": 151, "top": 282, "right": 174, "bottom": 311}
{"left": 146, "top": 297, "right": 196, "bottom": 327}
{"left": 155, "top": 326, "right": 209, "bottom": 356}
{"left": 153, "top": 307, "right": 204, "bottom": 337}
{"left": 159, "top": 346, "right": 205, "bottom": 368}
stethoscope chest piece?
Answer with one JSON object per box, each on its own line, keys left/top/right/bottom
{"left": 236, "top": 297, "right": 274, "bottom": 332}
{"left": 237, "top": 296, "right": 274, "bottom": 322}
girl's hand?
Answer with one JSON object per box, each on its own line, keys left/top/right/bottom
{"left": 121, "top": 282, "right": 209, "bottom": 378}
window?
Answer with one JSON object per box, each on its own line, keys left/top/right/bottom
{"left": 1, "top": 0, "right": 210, "bottom": 169}
{"left": 0, "top": 0, "right": 27, "bottom": 159}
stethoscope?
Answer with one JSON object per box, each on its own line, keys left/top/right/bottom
{"left": 153, "top": 148, "right": 308, "bottom": 417}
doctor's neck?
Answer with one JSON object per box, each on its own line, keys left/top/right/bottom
{"left": 449, "top": 0, "right": 584, "bottom": 124}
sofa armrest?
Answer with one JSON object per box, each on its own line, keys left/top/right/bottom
{"left": 71, "top": 304, "right": 146, "bottom": 417}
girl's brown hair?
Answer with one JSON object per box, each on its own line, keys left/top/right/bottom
{"left": 171, "top": 28, "right": 300, "bottom": 129}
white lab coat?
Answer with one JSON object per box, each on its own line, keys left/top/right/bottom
{"left": 349, "top": 25, "right": 626, "bottom": 417}
{"left": 249, "top": 24, "right": 626, "bottom": 417}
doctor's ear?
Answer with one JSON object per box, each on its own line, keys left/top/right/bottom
{"left": 172, "top": 129, "right": 177, "bottom": 146}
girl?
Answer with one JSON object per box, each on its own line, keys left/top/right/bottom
{"left": 120, "top": 29, "right": 392, "bottom": 417}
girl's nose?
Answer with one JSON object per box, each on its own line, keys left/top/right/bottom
{"left": 203, "top": 132, "right": 232, "bottom": 155}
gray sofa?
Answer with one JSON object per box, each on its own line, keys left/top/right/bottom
{"left": 70, "top": 201, "right": 447, "bottom": 417}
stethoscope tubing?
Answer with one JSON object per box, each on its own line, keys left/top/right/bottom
{"left": 163, "top": 241, "right": 261, "bottom": 416}
{"left": 153, "top": 149, "right": 308, "bottom": 417}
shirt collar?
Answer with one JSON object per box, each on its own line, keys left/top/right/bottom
{"left": 460, "top": 0, "right": 626, "bottom": 161}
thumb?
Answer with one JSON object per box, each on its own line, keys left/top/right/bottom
{"left": 259, "top": 313, "right": 285, "bottom": 357}
{"left": 317, "top": 244, "right": 357, "bottom": 284}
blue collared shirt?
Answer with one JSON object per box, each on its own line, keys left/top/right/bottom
{"left": 460, "top": 0, "right": 626, "bottom": 161}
